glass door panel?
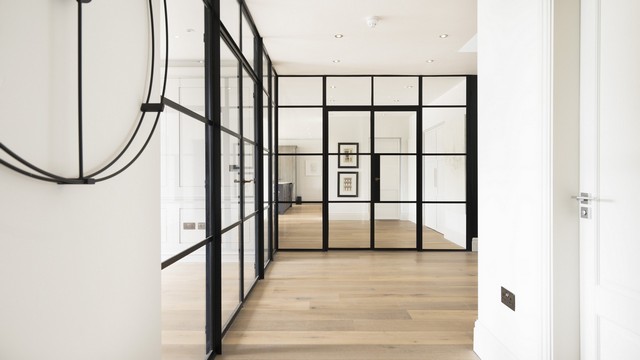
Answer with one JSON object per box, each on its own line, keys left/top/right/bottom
{"left": 372, "top": 112, "right": 417, "bottom": 249}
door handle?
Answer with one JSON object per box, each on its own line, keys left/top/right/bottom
{"left": 572, "top": 192, "right": 596, "bottom": 204}
{"left": 234, "top": 179, "right": 255, "bottom": 184}
{"left": 374, "top": 177, "right": 380, "bottom": 181}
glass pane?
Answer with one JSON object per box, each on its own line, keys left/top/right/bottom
{"left": 374, "top": 204, "right": 416, "bottom": 249}
{"left": 161, "top": 118, "right": 205, "bottom": 261}
{"left": 241, "top": 12, "right": 254, "bottom": 69}
{"left": 423, "top": 204, "right": 466, "bottom": 249}
{"left": 221, "top": 39, "right": 239, "bottom": 134}
{"left": 379, "top": 155, "right": 417, "bottom": 201}
{"left": 329, "top": 155, "right": 370, "bottom": 201}
{"left": 263, "top": 152, "right": 269, "bottom": 207}
{"left": 327, "top": 77, "right": 371, "bottom": 105}
{"left": 278, "top": 204, "right": 322, "bottom": 249}
{"left": 278, "top": 77, "right": 323, "bottom": 106}
{"left": 161, "top": 0, "right": 205, "bottom": 105}
{"left": 373, "top": 77, "right": 419, "bottom": 105}
{"left": 423, "top": 108, "right": 466, "bottom": 153}
{"left": 374, "top": 112, "right": 416, "bottom": 153}
{"left": 243, "top": 217, "right": 256, "bottom": 296}
{"left": 242, "top": 70, "right": 255, "bottom": 141}
{"left": 329, "top": 203, "right": 370, "bottom": 248}
{"left": 277, "top": 155, "right": 322, "bottom": 202}
{"left": 161, "top": 260, "right": 205, "bottom": 358}
{"left": 329, "top": 111, "right": 370, "bottom": 154}
{"left": 221, "top": 132, "right": 240, "bottom": 229}
{"left": 244, "top": 142, "right": 256, "bottom": 216}
{"left": 263, "top": 208, "right": 270, "bottom": 267}
{"left": 222, "top": 227, "right": 240, "bottom": 327}
{"left": 278, "top": 108, "right": 323, "bottom": 153}
{"left": 262, "top": 53, "right": 269, "bottom": 93}
{"left": 262, "top": 91, "right": 270, "bottom": 150}
{"left": 220, "top": 0, "right": 240, "bottom": 46}
{"left": 423, "top": 77, "right": 466, "bottom": 105}
{"left": 423, "top": 156, "right": 466, "bottom": 201}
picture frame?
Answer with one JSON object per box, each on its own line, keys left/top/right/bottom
{"left": 338, "top": 142, "right": 359, "bottom": 168}
{"left": 337, "top": 172, "right": 358, "bottom": 197}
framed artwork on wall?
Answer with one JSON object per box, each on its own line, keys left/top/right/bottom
{"left": 338, "top": 142, "right": 359, "bottom": 168}
{"left": 337, "top": 172, "right": 358, "bottom": 197}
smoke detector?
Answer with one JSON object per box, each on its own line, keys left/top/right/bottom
{"left": 366, "top": 16, "right": 379, "bottom": 28}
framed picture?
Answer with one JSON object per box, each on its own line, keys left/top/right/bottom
{"left": 305, "top": 159, "right": 321, "bottom": 176}
{"left": 338, "top": 142, "right": 359, "bottom": 168}
{"left": 337, "top": 172, "right": 358, "bottom": 197}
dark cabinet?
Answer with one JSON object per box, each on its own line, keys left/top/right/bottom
{"left": 278, "top": 182, "right": 293, "bottom": 214}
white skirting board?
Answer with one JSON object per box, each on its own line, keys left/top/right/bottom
{"left": 473, "top": 320, "right": 518, "bottom": 360}
{"left": 472, "top": 237, "right": 478, "bottom": 252}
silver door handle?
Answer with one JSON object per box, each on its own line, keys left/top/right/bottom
{"left": 572, "top": 193, "right": 596, "bottom": 203}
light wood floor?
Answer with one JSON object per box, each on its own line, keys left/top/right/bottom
{"left": 279, "top": 204, "right": 464, "bottom": 250}
{"left": 219, "top": 251, "right": 478, "bottom": 359}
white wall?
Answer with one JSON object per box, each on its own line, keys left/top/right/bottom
{"left": 474, "top": 0, "right": 580, "bottom": 359}
{"left": 0, "top": 1, "right": 160, "bottom": 359}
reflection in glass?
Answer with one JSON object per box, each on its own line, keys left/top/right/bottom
{"left": 277, "top": 155, "right": 322, "bottom": 202}
{"left": 161, "top": 260, "right": 205, "bottom": 358}
{"left": 244, "top": 142, "right": 256, "bottom": 216}
{"left": 423, "top": 77, "right": 466, "bottom": 105}
{"left": 221, "top": 39, "right": 239, "bottom": 134}
{"left": 374, "top": 112, "right": 416, "bottom": 153}
{"left": 221, "top": 132, "right": 240, "bottom": 229}
{"left": 423, "top": 156, "right": 466, "bottom": 201}
{"left": 373, "top": 77, "right": 419, "bottom": 105}
{"left": 329, "top": 204, "right": 370, "bottom": 248}
{"left": 243, "top": 217, "right": 256, "bottom": 296}
{"left": 241, "top": 12, "right": 254, "bottom": 69}
{"left": 423, "top": 108, "right": 466, "bottom": 153}
{"left": 278, "top": 204, "right": 322, "bottom": 249}
{"left": 263, "top": 209, "right": 270, "bottom": 267}
{"left": 242, "top": 70, "right": 255, "bottom": 141}
{"left": 278, "top": 108, "right": 323, "bottom": 153}
{"left": 378, "top": 155, "right": 416, "bottom": 202}
{"left": 278, "top": 77, "right": 323, "bottom": 106}
{"left": 328, "top": 111, "right": 370, "bottom": 154}
{"left": 262, "top": 91, "right": 269, "bottom": 150}
{"left": 374, "top": 203, "right": 416, "bottom": 249}
{"left": 423, "top": 204, "right": 466, "bottom": 249}
{"left": 222, "top": 227, "right": 240, "bottom": 327}
{"left": 220, "top": 0, "right": 240, "bottom": 46}
{"left": 326, "top": 77, "right": 371, "bottom": 105}
{"left": 161, "top": 0, "right": 205, "bottom": 104}
{"left": 161, "top": 115, "right": 205, "bottom": 261}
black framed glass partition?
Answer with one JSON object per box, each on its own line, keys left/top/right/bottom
{"left": 160, "top": 0, "right": 275, "bottom": 358}
{"left": 275, "top": 75, "right": 477, "bottom": 252}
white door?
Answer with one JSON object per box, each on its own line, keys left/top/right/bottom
{"left": 375, "top": 138, "right": 401, "bottom": 219}
{"left": 580, "top": 0, "right": 640, "bottom": 358}
{"left": 423, "top": 125, "right": 440, "bottom": 230}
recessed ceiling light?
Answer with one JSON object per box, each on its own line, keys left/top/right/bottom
{"left": 186, "top": 28, "right": 196, "bottom": 33}
{"left": 405, "top": 85, "right": 414, "bottom": 89}
{"left": 330, "top": 85, "right": 337, "bottom": 89}
{"left": 174, "top": 35, "right": 180, "bottom": 39}
{"left": 332, "top": 59, "right": 341, "bottom": 63}
{"left": 426, "top": 59, "right": 435, "bottom": 63}
{"left": 393, "top": 99, "right": 400, "bottom": 103}
{"left": 334, "top": 34, "right": 344, "bottom": 38}
{"left": 198, "top": 60, "right": 204, "bottom": 64}
{"left": 439, "top": 34, "right": 449, "bottom": 38}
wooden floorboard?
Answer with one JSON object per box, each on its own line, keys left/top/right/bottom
{"left": 218, "top": 251, "right": 479, "bottom": 360}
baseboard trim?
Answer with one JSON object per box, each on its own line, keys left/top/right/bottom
{"left": 472, "top": 237, "right": 478, "bottom": 252}
{"left": 473, "top": 320, "right": 518, "bottom": 360}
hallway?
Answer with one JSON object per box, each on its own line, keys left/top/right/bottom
{"left": 219, "top": 251, "right": 478, "bottom": 359}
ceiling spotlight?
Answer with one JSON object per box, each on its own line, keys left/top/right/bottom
{"left": 334, "top": 34, "right": 344, "bottom": 38}
{"left": 332, "top": 59, "right": 341, "bottom": 63}
{"left": 198, "top": 60, "right": 204, "bottom": 64}
{"left": 186, "top": 28, "right": 196, "bottom": 33}
{"left": 366, "top": 16, "right": 379, "bottom": 28}
{"left": 405, "top": 85, "right": 414, "bottom": 89}
{"left": 174, "top": 35, "right": 180, "bottom": 39}
{"left": 393, "top": 99, "right": 400, "bottom": 103}
{"left": 426, "top": 59, "right": 435, "bottom": 63}
{"left": 439, "top": 34, "right": 449, "bottom": 38}
{"left": 330, "top": 85, "right": 337, "bottom": 89}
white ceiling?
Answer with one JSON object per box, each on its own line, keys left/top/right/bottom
{"left": 244, "top": 0, "right": 477, "bottom": 75}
